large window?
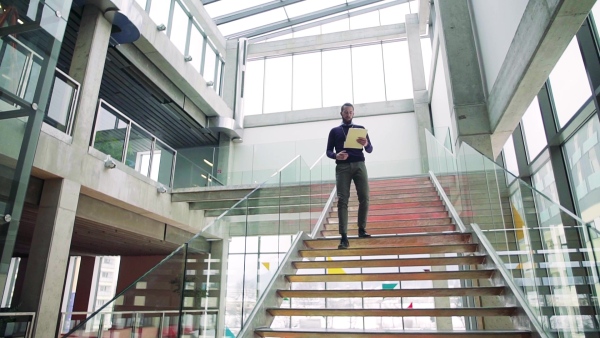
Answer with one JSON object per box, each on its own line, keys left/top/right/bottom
{"left": 521, "top": 97, "right": 547, "bottom": 163}
{"left": 245, "top": 40, "right": 415, "bottom": 113}
{"left": 548, "top": 37, "right": 592, "bottom": 128}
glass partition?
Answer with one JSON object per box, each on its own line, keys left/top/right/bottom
{"left": 92, "top": 100, "right": 177, "bottom": 187}
{"left": 426, "top": 130, "right": 600, "bottom": 335}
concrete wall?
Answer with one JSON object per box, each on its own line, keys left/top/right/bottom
{"left": 469, "top": 0, "right": 528, "bottom": 94}
{"left": 233, "top": 111, "right": 423, "bottom": 183}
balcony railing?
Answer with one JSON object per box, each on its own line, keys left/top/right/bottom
{"left": 91, "top": 99, "right": 177, "bottom": 188}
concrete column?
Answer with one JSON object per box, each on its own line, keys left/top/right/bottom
{"left": 19, "top": 178, "right": 81, "bottom": 338}
{"left": 434, "top": 0, "right": 493, "bottom": 158}
{"left": 216, "top": 136, "right": 233, "bottom": 185}
{"left": 69, "top": 5, "right": 112, "bottom": 148}
{"left": 406, "top": 13, "right": 432, "bottom": 172}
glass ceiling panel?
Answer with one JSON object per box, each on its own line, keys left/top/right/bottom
{"left": 203, "top": 0, "right": 274, "bottom": 18}
{"left": 217, "top": 7, "right": 289, "bottom": 37}
{"left": 284, "top": 0, "right": 347, "bottom": 18}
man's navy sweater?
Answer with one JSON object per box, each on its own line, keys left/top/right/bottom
{"left": 326, "top": 123, "right": 373, "bottom": 164}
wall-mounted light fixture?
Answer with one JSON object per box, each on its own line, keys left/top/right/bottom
{"left": 206, "top": 81, "right": 214, "bottom": 87}
{"left": 104, "top": 155, "right": 117, "bottom": 169}
{"left": 157, "top": 184, "right": 168, "bottom": 194}
{"left": 157, "top": 24, "right": 166, "bottom": 31}
{"left": 184, "top": 55, "right": 193, "bottom": 62}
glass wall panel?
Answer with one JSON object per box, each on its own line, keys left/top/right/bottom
{"left": 203, "top": 47, "right": 217, "bottom": 84}
{"left": 126, "top": 125, "right": 154, "bottom": 175}
{"left": 264, "top": 56, "right": 292, "bottom": 113}
{"left": 521, "top": 97, "right": 546, "bottom": 162}
{"left": 548, "top": 37, "right": 592, "bottom": 128}
{"left": 0, "top": 36, "right": 43, "bottom": 98}
{"left": 293, "top": 52, "right": 321, "bottom": 110}
{"left": 149, "top": 0, "right": 171, "bottom": 28}
{"left": 322, "top": 49, "right": 352, "bottom": 107}
{"left": 352, "top": 44, "right": 385, "bottom": 104}
{"left": 532, "top": 161, "right": 560, "bottom": 228}
{"left": 93, "top": 105, "right": 128, "bottom": 162}
{"left": 171, "top": 1, "right": 189, "bottom": 55}
{"left": 244, "top": 59, "right": 265, "bottom": 115}
{"left": 565, "top": 117, "right": 600, "bottom": 224}
{"left": 155, "top": 140, "right": 176, "bottom": 187}
{"left": 382, "top": 41, "right": 412, "bottom": 100}
{"left": 189, "top": 25, "right": 205, "bottom": 73}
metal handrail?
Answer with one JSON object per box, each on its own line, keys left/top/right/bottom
{"left": 428, "top": 170, "right": 467, "bottom": 233}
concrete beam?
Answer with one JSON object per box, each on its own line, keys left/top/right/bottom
{"left": 244, "top": 100, "right": 414, "bottom": 128}
{"left": 181, "top": 0, "right": 226, "bottom": 55}
{"left": 247, "top": 23, "right": 407, "bottom": 59}
{"left": 435, "top": 0, "right": 492, "bottom": 158}
{"left": 488, "top": 0, "right": 596, "bottom": 157}
{"left": 131, "top": 1, "right": 232, "bottom": 118}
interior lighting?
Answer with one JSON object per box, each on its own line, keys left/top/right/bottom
{"left": 203, "top": 159, "right": 213, "bottom": 167}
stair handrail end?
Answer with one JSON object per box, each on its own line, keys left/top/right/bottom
{"left": 310, "top": 186, "right": 337, "bottom": 239}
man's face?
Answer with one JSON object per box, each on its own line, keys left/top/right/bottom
{"left": 341, "top": 106, "right": 354, "bottom": 124}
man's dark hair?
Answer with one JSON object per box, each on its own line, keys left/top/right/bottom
{"left": 340, "top": 103, "right": 354, "bottom": 112}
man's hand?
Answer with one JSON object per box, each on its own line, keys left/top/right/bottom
{"left": 357, "top": 137, "right": 368, "bottom": 147}
{"left": 336, "top": 150, "right": 349, "bottom": 160}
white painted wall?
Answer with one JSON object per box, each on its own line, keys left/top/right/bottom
{"left": 469, "top": 0, "right": 528, "bottom": 94}
{"left": 230, "top": 112, "right": 422, "bottom": 183}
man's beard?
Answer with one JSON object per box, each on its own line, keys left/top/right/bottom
{"left": 343, "top": 118, "right": 353, "bottom": 124}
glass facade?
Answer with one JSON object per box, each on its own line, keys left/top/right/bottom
{"left": 0, "top": 0, "right": 69, "bottom": 301}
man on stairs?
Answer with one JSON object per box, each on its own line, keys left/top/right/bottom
{"left": 326, "top": 103, "right": 373, "bottom": 249}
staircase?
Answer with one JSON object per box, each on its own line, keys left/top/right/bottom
{"left": 253, "top": 176, "right": 532, "bottom": 337}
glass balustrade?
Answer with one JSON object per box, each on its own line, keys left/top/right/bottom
{"left": 91, "top": 99, "right": 177, "bottom": 188}
{"left": 426, "top": 130, "right": 600, "bottom": 336}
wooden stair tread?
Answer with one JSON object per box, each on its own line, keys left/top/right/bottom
{"left": 321, "top": 225, "right": 456, "bottom": 237}
{"left": 323, "top": 219, "right": 454, "bottom": 229}
{"left": 304, "top": 233, "right": 471, "bottom": 249}
{"left": 286, "top": 269, "right": 495, "bottom": 282}
{"left": 277, "top": 286, "right": 505, "bottom": 298}
{"left": 299, "top": 244, "right": 479, "bottom": 257}
{"left": 255, "top": 329, "right": 531, "bottom": 337}
{"left": 292, "top": 255, "right": 485, "bottom": 269}
{"left": 267, "top": 307, "right": 518, "bottom": 317}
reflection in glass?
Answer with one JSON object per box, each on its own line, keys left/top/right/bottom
{"left": 153, "top": 140, "right": 176, "bottom": 187}
{"left": 126, "top": 125, "right": 154, "bottom": 175}
{"left": 264, "top": 56, "right": 292, "bottom": 113}
{"left": 0, "top": 36, "right": 42, "bottom": 99}
{"left": 45, "top": 72, "right": 78, "bottom": 133}
{"left": 352, "top": 44, "right": 385, "bottom": 104}
{"left": 93, "top": 106, "right": 128, "bottom": 162}
{"left": 565, "top": 117, "right": 600, "bottom": 223}
{"left": 170, "top": 1, "right": 189, "bottom": 55}
{"left": 521, "top": 97, "right": 546, "bottom": 163}
{"left": 244, "top": 59, "right": 265, "bottom": 115}
{"left": 322, "top": 49, "right": 352, "bottom": 107}
{"left": 293, "top": 52, "right": 321, "bottom": 110}
{"left": 382, "top": 41, "right": 412, "bottom": 100}
{"left": 548, "top": 37, "right": 592, "bottom": 128}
